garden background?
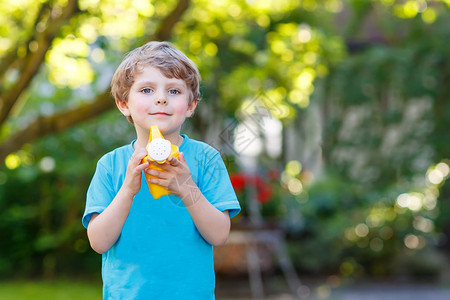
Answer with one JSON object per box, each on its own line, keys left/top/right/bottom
{"left": 0, "top": 0, "right": 449, "bottom": 299}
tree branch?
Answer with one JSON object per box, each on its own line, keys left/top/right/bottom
{"left": 0, "top": 2, "right": 51, "bottom": 81}
{"left": 0, "top": 0, "right": 79, "bottom": 126}
{"left": 152, "top": 0, "right": 190, "bottom": 41}
{"left": 0, "top": 91, "right": 114, "bottom": 161}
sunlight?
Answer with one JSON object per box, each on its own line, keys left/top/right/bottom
{"left": 228, "top": 3, "right": 241, "bottom": 17}
{"left": 286, "top": 160, "right": 302, "bottom": 176}
{"left": 246, "top": 0, "right": 296, "bottom": 13}
{"left": 39, "top": 157, "right": 56, "bottom": 173}
{"left": 413, "top": 216, "right": 434, "bottom": 233}
{"left": 394, "top": 0, "right": 430, "bottom": 18}
{"left": 289, "top": 89, "right": 310, "bottom": 108}
{"left": 79, "top": 23, "right": 98, "bottom": 43}
{"left": 79, "top": 0, "right": 100, "bottom": 10}
{"left": 5, "top": 154, "right": 20, "bottom": 170}
{"left": 355, "top": 223, "right": 369, "bottom": 238}
{"left": 404, "top": 234, "right": 426, "bottom": 249}
{"left": 422, "top": 8, "right": 437, "bottom": 23}
{"left": 256, "top": 14, "right": 270, "bottom": 27}
{"left": 436, "top": 162, "right": 450, "bottom": 177}
{"left": 427, "top": 161, "right": 449, "bottom": 185}
{"left": 0, "top": 37, "right": 11, "bottom": 53}
{"left": 131, "top": 0, "right": 155, "bottom": 17}
{"left": 271, "top": 39, "right": 286, "bottom": 55}
{"left": 4, "top": 0, "right": 32, "bottom": 10}
{"left": 288, "top": 178, "right": 303, "bottom": 195}
{"left": 91, "top": 48, "right": 105, "bottom": 63}
{"left": 204, "top": 42, "right": 218, "bottom": 56}
{"left": 297, "top": 24, "right": 312, "bottom": 43}
{"left": 4, "top": 150, "right": 33, "bottom": 170}
{"left": 277, "top": 23, "right": 298, "bottom": 36}
{"left": 428, "top": 169, "right": 445, "bottom": 185}
{"left": 295, "top": 69, "right": 316, "bottom": 90}
{"left": 45, "top": 36, "right": 96, "bottom": 86}
{"left": 396, "top": 192, "right": 423, "bottom": 211}
{"left": 303, "top": 52, "right": 318, "bottom": 65}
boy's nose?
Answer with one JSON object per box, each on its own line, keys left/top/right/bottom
{"left": 155, "top": 98, "right": 167, "bottom": 105}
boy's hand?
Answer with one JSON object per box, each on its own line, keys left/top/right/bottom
{"left": 145, "top": 152, "right": 199, "bottom": 205}
{"left": 123, "top": 148, "right": 149, "bottom": 196}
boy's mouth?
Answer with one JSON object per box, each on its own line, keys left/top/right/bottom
{"left": 151, "top": 112, "right": 171, "bottom": 116}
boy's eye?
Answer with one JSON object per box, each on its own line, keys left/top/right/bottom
{"left": 168, "top": 89, "right": 180, "bottom": 95}
{"left": 141, "top": 88, "right": 153, "bottom": 94}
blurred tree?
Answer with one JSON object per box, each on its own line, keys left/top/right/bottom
{"left": 0, "top": 0, "right": 342, "bottom": 278}
{"left": 0, "top": 0, "right": 449, "bottom": 279}
{"left": 0, "top": 0, "right": 190, "bottom": 161}
{"left": 284, "top": 0, "right": 450, "bottom": 277}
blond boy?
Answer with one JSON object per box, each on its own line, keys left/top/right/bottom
{"left": 82, "top": 41, "right": 240, "bottom": 299}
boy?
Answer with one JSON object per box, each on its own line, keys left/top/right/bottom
{"left": 82, "top": 41, "right": 241, "bottom": 299}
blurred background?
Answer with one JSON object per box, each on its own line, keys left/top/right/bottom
{"left": 0, "top": 0, "right": 449, "bottom": 299}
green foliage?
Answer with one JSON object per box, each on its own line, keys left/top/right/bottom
{"left": 284, "top": 169, "right": 447, "bottom": 279}
{"left": 0, "top": 111, "right": 134, "bottom": 278}
{"left": 284, "top": 4, "right": 450, "bottom": 277}
{"left": 0, "top": 0, "right": 449, "bottom": 281}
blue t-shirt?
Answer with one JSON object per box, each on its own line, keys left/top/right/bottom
{"left": 82, "top": 135, "right": 240, "bottom": 299}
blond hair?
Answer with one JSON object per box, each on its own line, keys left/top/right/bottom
{"left": 111, "top": 41, "right": 201, "bottom": 122}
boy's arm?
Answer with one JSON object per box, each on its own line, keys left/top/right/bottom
{"left": 182, "top": 191, "right": 231, "bottom": 247}
{"left": 146, "top": 152, "right": 231, "bottom": 246}
{"left": 87, "top": 148, "right": 149, "bottom": 254}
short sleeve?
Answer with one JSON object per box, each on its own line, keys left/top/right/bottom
{"left": 196, "top": 148, "right": 241, "bottom": 218}
{"left": 82, "top": 158, "right": 116, "bottom": 229}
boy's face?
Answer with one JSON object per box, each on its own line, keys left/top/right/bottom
{"left": 116, "top": 66, "right": 197, "bottom": 143}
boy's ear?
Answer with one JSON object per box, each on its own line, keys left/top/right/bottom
{"left": 116, "top": 99, "right": 131, "bottom": 118}
{"left": 186, "top": 99, "right": 199, "bottom": 117}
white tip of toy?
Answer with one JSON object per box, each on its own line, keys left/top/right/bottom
{"left": 147, "top": 138, "right": 171, "bottom": 162}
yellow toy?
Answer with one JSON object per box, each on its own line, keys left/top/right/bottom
{"left": 142, "top": 125, "right": 179, "bottom": 199}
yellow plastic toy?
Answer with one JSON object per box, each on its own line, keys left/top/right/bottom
{"left": 142, "top": 125, "right": 179, "bottom": 199}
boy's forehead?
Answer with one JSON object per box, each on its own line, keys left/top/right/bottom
{"left": 134, "top": 66, "right": 187, "bottom": 85}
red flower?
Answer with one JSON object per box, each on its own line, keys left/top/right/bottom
{"left": 230, "top": 173, "right": 246, "bottom": 192}
{"left": 230, "top": 173, "right": 273, "bottom": 204}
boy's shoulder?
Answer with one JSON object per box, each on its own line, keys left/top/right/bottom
{"left": 97, "top": 142, "right": 134, "bottom": 166}
{"left": 182, "top": 135, "right": 221, "bottom": 157}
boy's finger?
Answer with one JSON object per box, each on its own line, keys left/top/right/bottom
{"left": 167, "top": 156, "right": 181, "bottom": 166}
{"left": 137, "top": 161, "right": 150, "bottom": 171}
{"left": 145, "top": 168, "right": 167, "bottom": 179}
